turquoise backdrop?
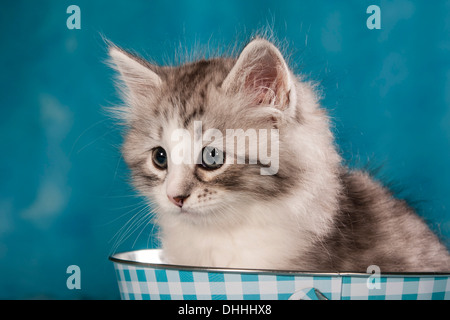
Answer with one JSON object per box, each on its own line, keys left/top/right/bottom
{"left": 1, "top": 0, "right": 449, "bottom": 299}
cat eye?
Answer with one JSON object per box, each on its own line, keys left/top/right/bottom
{"left": 200, "top": 146, "right": 224, "bottom": 170}
{"left": 152, "top": 147, "right": 167, "bottom": 170}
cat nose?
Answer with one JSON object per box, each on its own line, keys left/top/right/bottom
{"left": 168, "top": 194, "right": 190, "bottom": 208}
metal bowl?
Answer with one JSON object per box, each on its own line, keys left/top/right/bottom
{"left": 110, "top": 249, "right": 450, "bottom": 300}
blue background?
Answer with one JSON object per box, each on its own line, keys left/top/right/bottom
{"left": 0, "top": 0, "right": 449, "bottom": 299}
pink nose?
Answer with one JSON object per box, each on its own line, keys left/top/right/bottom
{"left": 168, "top": 194, "right": 189, "bottom": 208}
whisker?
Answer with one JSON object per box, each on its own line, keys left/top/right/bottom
{"left": 109, "top": 203, "right": 151, "bottom": 254}
{"left": 69, "top": 119, "right": 109, "bottom": 158}
{"left": 132, "top": 213, "right": 156, "bottom": 248}
{"left": 106, "top": 200, "right": 148, "bottom": 228}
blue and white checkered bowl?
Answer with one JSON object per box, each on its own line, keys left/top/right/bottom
{"left": 110, "top": 249, "right": 450, "bottom": 300}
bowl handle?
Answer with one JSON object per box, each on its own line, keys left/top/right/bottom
{"left": 288, "top": 287, "right": 329, "bottom": 300}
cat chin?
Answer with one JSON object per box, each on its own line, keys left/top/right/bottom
{"left": 172, "top": 208, "right": 212, "bottom": 224}
{"left": 160, "top": 208, "right": 241, "bottom": 228}
{"left": 158, "top": 210, "right": 311, "bottom": 270}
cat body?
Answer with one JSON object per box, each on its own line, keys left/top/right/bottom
{"left": 109, "top": 38, "right": 450, "bottom": 272}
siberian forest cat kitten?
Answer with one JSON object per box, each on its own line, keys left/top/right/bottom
{"left": 108, "top": 37, "right": 450, "bottom": 272}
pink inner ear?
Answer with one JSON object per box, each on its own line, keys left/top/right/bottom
{"left": 222, "top": 40, "right": 292, "bottom": 110}
{"left": 243, "top": 59, "right": 289, "bottom": 108}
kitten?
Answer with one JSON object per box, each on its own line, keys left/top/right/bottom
{"left": 108, "top": 37, "right": 450, "bottom": 272}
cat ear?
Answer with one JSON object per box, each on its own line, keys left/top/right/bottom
{"left": 222, "top": 39, "right": 295, "bottom": 110}
{"left": 108, "top": 44, "right": 162, "bottom": 101}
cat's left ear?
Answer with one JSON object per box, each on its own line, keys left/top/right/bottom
{"left": 222, "top": 38, "right": 295, "bottom": 111}
{"left": 108, "top": 44, "right": 162, "bottom": 103}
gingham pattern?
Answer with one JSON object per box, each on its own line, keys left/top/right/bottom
{"left": 341, "top": 275, "right": 450, "bottom": 300}
{"left": 113, "top": 264, "right": 341, "bottom": 300}
{"left": 113, "top": 263, "right": 450, "bottom": 300}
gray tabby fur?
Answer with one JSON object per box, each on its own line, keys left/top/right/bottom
{"left": 108, "top": 37, "right": 450, "bottom": 272}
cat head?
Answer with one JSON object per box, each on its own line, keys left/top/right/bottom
{"left": 108, "top": 38, "right": 330, "bottom": 226}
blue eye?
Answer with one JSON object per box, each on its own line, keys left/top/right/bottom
{"left": 200, "top": 146, "right": 224, "bottom": 170}
{"left": 152, "top": 147, "right": 167, "bottom": 169}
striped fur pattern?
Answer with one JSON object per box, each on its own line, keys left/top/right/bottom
{"left": 108, "top": 38, "right": 450, "bottom": 272}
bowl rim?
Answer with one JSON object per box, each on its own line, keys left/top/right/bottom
{"left": 109, "top": 249, "right": 450, "bottom": 278}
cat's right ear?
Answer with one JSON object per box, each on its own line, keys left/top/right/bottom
{"left": 221, "top": 38, "right": 295, "bottom": 112}
{"left": 108, "top": 44, "right": 162, "bottom": 103}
